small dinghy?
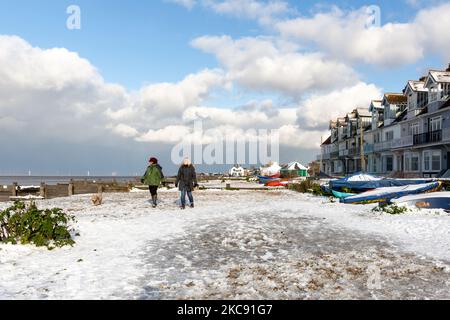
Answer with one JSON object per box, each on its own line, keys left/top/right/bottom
{"left": 265, "top": 180, "right": 289, "bottom": 187}
{"left": 257, "top": 174, "right": 281, "bottom": 184}
{"left": 332, "top": 190, "right": 355, "bottom": 199}
{"left": 392, "top": 192, "right": 450, "bottom": 210}
{"left": 341, "top": 181, "right": 442, "bottom": 204}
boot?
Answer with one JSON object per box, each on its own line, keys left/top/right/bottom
{"left": 190, "top": 203, "right": 194, "bottom": 208}
{"left": 152, "top": 195, "right": 157, "bottom": 208}
{"left": 180, "top": 204, "right": 186, "bottom": 210}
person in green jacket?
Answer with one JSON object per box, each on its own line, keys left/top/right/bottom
{"left": 141, "top": 157, "right": 164, "bottom": 208}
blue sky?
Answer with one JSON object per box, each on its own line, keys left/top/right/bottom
{"left": 0, "top": 0, "right": 441, "bottom": 91}
{"left": 1, "top": 0, "right": 449, "bottom": 175}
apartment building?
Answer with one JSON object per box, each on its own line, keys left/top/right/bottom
{"left": 319, "top": 64, "right": 450, "bottom": 178}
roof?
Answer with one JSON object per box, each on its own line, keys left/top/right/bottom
{"left": 284, "top": 162, "right": 308, "bottom": 171}
{"left": 383, "top": 93, "right": 407, "bottom": 105}
{"left": 369, "top": 100, "right": 383, "bottom": 111}
{"left": 321, "top": 136, "right": 331, "bottom": 146}
{"left": 355, "top": 107, "right": 371, "bottom": 117}
{"left": 405, "top": 80, "right": 427, "bottom": 93}
{"left": 429, "top": 70, "right": 450, "bottom": 83}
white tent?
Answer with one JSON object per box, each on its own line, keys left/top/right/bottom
{"left": 285, "top": 162, "right": 308, "bottom": 171}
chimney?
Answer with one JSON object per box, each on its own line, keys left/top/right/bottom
{"left": 419, "top": 76, "right": 427, "bottom": 82}
{"left": 446, "top": 63, "right": 450, "bottom": 72}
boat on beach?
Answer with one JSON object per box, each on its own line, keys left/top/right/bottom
{"left": 330, "top": 173, "right": 434, "bottom": 192}
{"left": 392, "top": 192, "right": 450, "bottom": 210}
{"left": 340, "top": 181, "right": 442, "bottom": 204}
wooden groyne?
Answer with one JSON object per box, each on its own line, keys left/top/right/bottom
{"left": 0, "top": 179, "right": 137, "bottom": 202}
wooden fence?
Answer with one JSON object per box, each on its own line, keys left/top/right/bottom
{"left": 0, "top": 179, "right": 135, "bottom": 203}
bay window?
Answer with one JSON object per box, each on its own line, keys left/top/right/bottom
{"left": 405, "top": 152, "right": 420, "bottom": 172}
{"left": 423, "top": 150, "right": 441, "bottom": 172}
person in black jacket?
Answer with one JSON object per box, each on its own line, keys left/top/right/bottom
{"left": 175, "top": 157, "right": 198, "bottom": 209}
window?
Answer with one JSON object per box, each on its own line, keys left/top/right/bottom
{"left": 430, "top": 116, "right": 442, "bottom": 132}
{"left": 385, "top": 156, "right": 393, "bottom": 172}
{"left": 409, "top": 122, "right": 419, "bottom": 136}
{"left": 423, "top": 150, "right": 441, "bottom": 172}
{"left": 385, "top": 131, "right": 394, "bottom": 141}
{"left": 405, "top": 152, "right": 420, "bottom": 172}
{"left": 424, "top": 152, "right": 430, "bottom": 171}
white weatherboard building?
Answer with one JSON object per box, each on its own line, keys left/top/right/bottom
{"left": 319, "top": 64, "right": 450, "bottom": 178}
{"left": 229, "top": 165, "right": 245, "bottom": 177}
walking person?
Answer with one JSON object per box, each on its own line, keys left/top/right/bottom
{"left": 175, "top": 158, "right": 198, "bottom": 209}
{"left": 141, "top": 157, "right": 164, "bottom": 208}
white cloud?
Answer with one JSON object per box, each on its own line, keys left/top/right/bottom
{"left": 192, "top": 35, "right": 358, "bottom": 96}
{"left": 0, "top": 34, "right": 381, "bottom": 155}
{"left": 276, "top": 3, "right": 450, "bottom": 66}
{"left": 0, "top": 35, "right": 129, "bottom": 143}
{"left": 297, "top": 82, "right": 382, "bottom": 131}
{"left": 137, "top": 125, "right": 192, "bottom": 143}
{"left": 203, "top": 0, "right": 289, "bottom": 24}
{"left": 110, "top": 124, "right": 139, "bottom": 138}
{"left": 166, "top": 0, "right": 197, "bottom": 10}
{"left": 138, "top": 69, "right": 228, "bottom": 117}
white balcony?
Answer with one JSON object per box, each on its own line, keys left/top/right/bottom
{"left": 374, "top": 141, "right": 392, "bottom": 152}
{"left": 391, "top": 136, "right": 413, "bottom": 149}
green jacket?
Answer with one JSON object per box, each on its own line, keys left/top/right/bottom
{"left": 141, "top": 165, "right": 163, "bottom": 186}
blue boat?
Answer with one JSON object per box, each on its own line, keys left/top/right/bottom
{"left": 330, "top": 173, "right": 433, "bottom": 192}
{"left": 341, "top": 181, "right": 442, "bottom": 204}
{"left": 332, "top": 190, "right": 355, "bottom": 199}
{"left": 257, "top": 175, "right": 281, "bottom": 184}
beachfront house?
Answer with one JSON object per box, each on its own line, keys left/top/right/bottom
{"left": 318, "top": 63, "right": 450, "bottom": 178}
{"left": 229, "top": 165, "right": 246, "bottom": 177}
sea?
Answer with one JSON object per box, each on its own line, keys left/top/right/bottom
{"left": 0, "top": 176, "right": 140, "bottom": 186}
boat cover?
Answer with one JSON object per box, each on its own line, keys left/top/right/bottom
{"left": 341, "top": 181, "right": 441, "bottom": 204}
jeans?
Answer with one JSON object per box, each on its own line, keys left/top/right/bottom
{"left": 180, "top": 190, "right": 193, "bottom": 206}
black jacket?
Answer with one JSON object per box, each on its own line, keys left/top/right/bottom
{"left": 155, "top": 164, "right": 164, "bottom": 180}
{"left": 175, "top": 165, "right": 197, "bottom": 191}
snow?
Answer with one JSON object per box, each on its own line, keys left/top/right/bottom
{"left": 285, "top": 162, "right": 308, "bottom": 171}
{"left": 10, "top": 195, "right": 45, "bottom": 200}
{"left": 346, "top": 174, "right": 382, "bottom": 181}
{"left": 0, "top": 187, "right": 449, "bottom": 299}
{"left": 260, "top": 162, "right": 281, "bottom": 176}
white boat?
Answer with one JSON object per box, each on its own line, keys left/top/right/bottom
{"left": 392, "top": 192, "right": 450, "bottom": 210}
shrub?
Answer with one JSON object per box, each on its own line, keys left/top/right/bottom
{"left": 372, "top": 203, "right": 409, "bottom": 215}
{"left": 288, "top": 180, "right": 329, "bottom": 196}
{"left": 0, "top": 201, "right": 76, "bottom": 249}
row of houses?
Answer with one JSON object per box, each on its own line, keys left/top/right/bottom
{"left": 318, "top": 64, "right": 450, "bottom": 178}
{"left": 228, "top": 162, "right": 309, "bottom": 178}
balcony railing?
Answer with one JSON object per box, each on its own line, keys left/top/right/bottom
{"left": 374, "top": 141, "right": 392, "bottom": 152}
{"left": 348, "top": 147, "right": 361, "bottom": 157}
{"left": 317, "top": 153, "right": 331, "bottom": 161}
{"left": 364, "top": 144, "right": 374, "bottom": 154}
{"left": 330, "top": 151, "right": 339, "bottom": 159}
{"left": 391, "top": 135, "right": 413, "bottom": 149}
{"left": 339, "top": 150, "right": 349, "bottom": 157}
{"left": 413, "top": 130, "right": 442, "bottom": 145}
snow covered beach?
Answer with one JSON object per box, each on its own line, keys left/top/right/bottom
{"left": 1, "top": 185, "right": 449, "bottom": 300}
